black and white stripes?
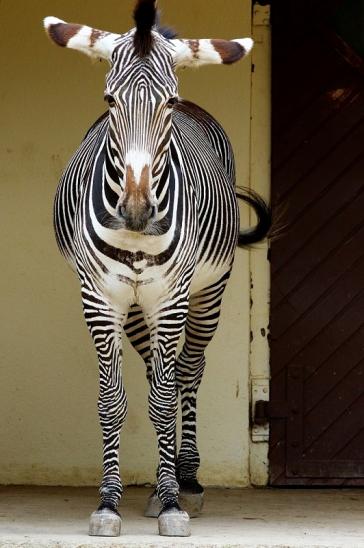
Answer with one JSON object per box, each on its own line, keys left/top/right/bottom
{"left": 45, "top": 3, "right": 270, "bottom": 529}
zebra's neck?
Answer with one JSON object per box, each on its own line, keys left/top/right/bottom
{"left": 83, "top": 131, "right": 185, "bottom": 265}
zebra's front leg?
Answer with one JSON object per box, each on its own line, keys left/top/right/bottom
{"left": 82, "top": 288, "right": 128, "bottom": 537}
{"left": 147, "top": 305, "right": 191, "bottom": 537}
{"left": 146, "top": 349, "right": 205, "bottom": 519}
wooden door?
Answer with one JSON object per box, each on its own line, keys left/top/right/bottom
{"left": 269, "top": 11, "right": 364, "bottom": 485}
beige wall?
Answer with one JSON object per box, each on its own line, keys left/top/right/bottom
{"left": 0, "top": 0, "right": 261, "bottom": 487}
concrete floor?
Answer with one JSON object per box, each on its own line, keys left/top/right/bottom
{"left": 0, "top": 486, "right": 364, "bottom": 548}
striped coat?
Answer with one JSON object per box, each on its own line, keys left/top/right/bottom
{"left": 44, "top": 1, "right": 270, "bottom": 536}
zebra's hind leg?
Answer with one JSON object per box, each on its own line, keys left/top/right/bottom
{"left": 176, "top": 352, "right": 206, "bottom": 518}
{"left": 176, "top": 275, "right": 229, "bottom": 516}
{"left": 82, "top": 285, "right": 128, "bottom": 537}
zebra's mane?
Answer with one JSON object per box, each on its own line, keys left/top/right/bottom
{"left": 133, "top": 0, "right": 177, "bottom": 57}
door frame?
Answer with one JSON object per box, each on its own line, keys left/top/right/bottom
{"left": 248, "top": 2, "right": 272, "bottom": 487}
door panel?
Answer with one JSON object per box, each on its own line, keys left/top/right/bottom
{"left": 270, "top": 16, "right": 364, "bottom": 485}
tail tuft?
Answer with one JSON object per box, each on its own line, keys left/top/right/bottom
{"left": 236, "top": 186, "right": 272, "bottom": 247}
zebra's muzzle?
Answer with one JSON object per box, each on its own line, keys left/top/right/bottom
{"left": 117, "top": 202, "right": 157, "bottom": 232}
{"left": 117, "top": 163, "right": 157, "bottom": 232}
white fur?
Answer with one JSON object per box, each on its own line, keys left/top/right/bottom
{"left": 171, "top": 39, "right": 220, "bottom": 68}
{"left": 190, "top": 260, "right": 228, "bottom": 296}
{"left": 125, "top": 150, "right": 152, "bottom": 184}
{"left": 43, "top": 16, "right": 65, "bottom": 29}
{"left": 171, "top": 37, "right": 253, "bottom": 68}
{"left": 171, "top": 40, "right": 194, "bottom": 67}
{"left": 67, "top": 26, "right": 117, "bottom": 60}
{"left": 67, "top": 26, "right": 94, "bottom": 56}
{"left": 133, "top": 259, "right": 148, "bottom": 270}
{"left": 198, "top": 40, "right": 222, "bottom": 64}
{"left": 234, "top": 38, "right": 254, "bottom": 54}
{"left": 44, "top": 16, "right": 118, "bottom": 60}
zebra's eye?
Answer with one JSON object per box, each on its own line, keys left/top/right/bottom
{"left": 167, "top": 97, "right": 178, "bottom": 107}
{"left": 105, "top": 95, "right": 116, "bottom": 108}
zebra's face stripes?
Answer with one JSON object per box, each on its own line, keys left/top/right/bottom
{"left": 44, "top": 13, "right": 254, "bottom": 234}
{"left": 104, "top": 33, "right": 178, "bottom": 232}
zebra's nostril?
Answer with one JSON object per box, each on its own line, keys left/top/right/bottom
{"left": 118, "top": 204, "right": 127, "bottom": 218}
{"left": 148, "top": 205, "right": 157, "bottom": 219}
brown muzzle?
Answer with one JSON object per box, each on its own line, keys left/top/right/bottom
{"left": 117, "top": 164, "right": 156, "bottom": 232}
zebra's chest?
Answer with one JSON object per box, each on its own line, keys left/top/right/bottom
{"left": 76, "top": 207, "right": 197, "bottom": 310}
{"left": 97, "top": 259, "right": 172, "bottom": 313}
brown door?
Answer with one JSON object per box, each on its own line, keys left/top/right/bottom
{"left": 270, "top": 10, "right": 364, "bottom": 485}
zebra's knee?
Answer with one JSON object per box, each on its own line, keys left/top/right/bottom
{"left": 98, "top": 392, "right": 128, "bottom": 430}
{"left": 148, "top": 401, "right": 177, "bottom": 433}
{"left": 148, "top": 386, "right": 177, "bottom": 433}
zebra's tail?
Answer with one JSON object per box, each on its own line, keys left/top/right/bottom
{"left": 236, "top": 186, "right": 272, "bottom": 247}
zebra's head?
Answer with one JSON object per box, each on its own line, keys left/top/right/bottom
{"left": 44, "top": 0, "right": 253, "bottom": 233}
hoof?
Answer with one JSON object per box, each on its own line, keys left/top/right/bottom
{"left": 145, "top": 490, "right": 203, "bottom": 518}
{"left": 158, "top": 508, "right": 191, "bottom": 537}
{"left": 144, "top": 491, "right": 162, "bottom": 518}
{"left": 179, "top": 491, "right": 204, "bottom": 517}
{"left": 89, "top": 508, "right": 122, "bottom": 537}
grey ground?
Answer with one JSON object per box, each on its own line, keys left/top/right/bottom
{"left": 0, "top": 486, "right": 363, "bottom": 547}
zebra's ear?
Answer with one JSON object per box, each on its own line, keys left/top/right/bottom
{"left": 171, "top": 38, "right": 253, "bottom": 68}
{"left": 43, "top": 17, "right": 119, "bottom": 61}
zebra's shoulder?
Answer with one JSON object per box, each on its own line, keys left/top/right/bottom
{"left": 173, "top": 99, "right": 234, "bottom": 180}
{"left": 174, "top": 100, "right": 230, "bottom": 141}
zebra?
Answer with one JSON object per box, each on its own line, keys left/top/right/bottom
{"left": 44, "top": 0, "right": 271, "bottom": 538}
